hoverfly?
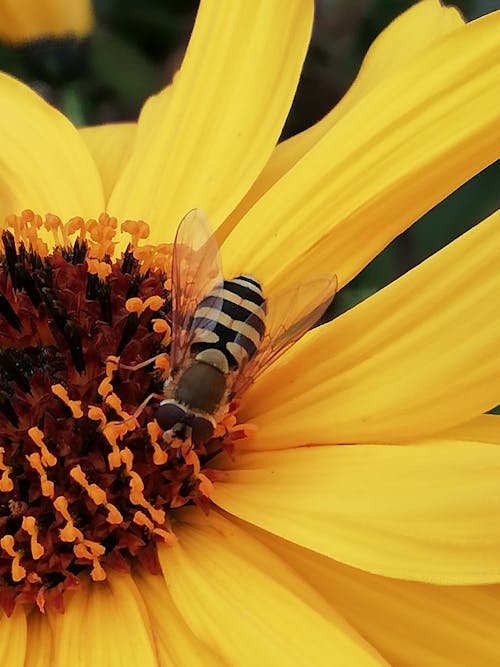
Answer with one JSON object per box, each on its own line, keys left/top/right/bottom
{"left": 156, "top": 209, "right": 337, "bottom": 445}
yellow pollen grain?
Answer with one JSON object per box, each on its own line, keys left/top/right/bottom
{"left": 21, "top": 516, "right": 44, "bottom": 560}
{"left": 0, "top": 447, "right": 13, "bottom": 492}
{"left": 26, "top": 453, "right": 55, "bottom": 498}
{"left": 0, "top": 535, "right": 26, "bottom": 582}
{"left": 28, "top": 426, "right": 57, "bottom": 467}
{"left": 51, "top": 383, "right": 84, "bottom": 418}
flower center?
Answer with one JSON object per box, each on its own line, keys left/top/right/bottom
{"left": 0, "top": 211, "right": 247, "bottom": 615}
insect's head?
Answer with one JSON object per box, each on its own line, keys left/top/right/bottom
{"left": 156, "top": 400, "right": 216, "bottom": 444}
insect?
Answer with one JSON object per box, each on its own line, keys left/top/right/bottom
{"left": 156, "top": 209, "right": 337, "bottom": 445}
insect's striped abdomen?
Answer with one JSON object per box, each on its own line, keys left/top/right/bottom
{"left": 191, "top": 275, "right": 266, "bottom": 370}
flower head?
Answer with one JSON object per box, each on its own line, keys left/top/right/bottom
{"left": 0, "top": 1, "right": 499, "bottom": 665}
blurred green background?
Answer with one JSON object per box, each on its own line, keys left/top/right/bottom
{"left": 0, "top": 0, "right": 498, "bottom": 316}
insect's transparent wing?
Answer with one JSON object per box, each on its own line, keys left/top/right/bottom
{"left": 170, "top": 209, "right": 224, "bottom": 372}
{"left": 229, "top": 276, "right": 337, "bottom": 398}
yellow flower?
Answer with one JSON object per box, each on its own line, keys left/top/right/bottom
{"left": 0, "top": 0, "right": 93, "bottom": 44}
{"left": 0, "top": 1, "right": 499, "bottom": 665}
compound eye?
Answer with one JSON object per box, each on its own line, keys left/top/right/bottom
{"left": 191, "top": 416, "right": 215, "bottom": 445}
{"left": 156, "top": 403, "right": 187, "bottom": 431}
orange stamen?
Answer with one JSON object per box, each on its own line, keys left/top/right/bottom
{"left": 51, "top": 384, "right": 83, "bottom": 418}
{"left": 121, "top": 219, "right": 150, "bottom": 248}
{"left": 26, "top": 453, "right": 54, "bottom": 498}
{"left": 86, "top": 258, "right": 112, "bottom": 280}
{"left": 103, "top": 422, "right": 126, "bottom": 470}
{"left": 123, "top": 450, "right": 165, "bottom": 525}
{"left": 0, "top": 447, "right": 13, "bottom": 492}
{"left": 0, "top": 535, "right": 26, "bottom": 582}
{"left": 125, "top": 297, "right": 143, "bottom": 314}
{"left": 98, "top": 376, "right": 114, "bottom": 400}
{"left": 87, "top": 406, "right": 107, "bottom": 430}
{"left": 28, "top": 426, "right": 57, "bottom": 467}
{"left": 53, "top": 496, "right": 84, "bottom": 543}
{"left": 70, "top": 465, "right": 123, "bottom": 525}
{"left": 21, "top": 516, "right": 44, "bottom": 560}
{"left": 147, "top": 421, "right": 167, "bottom": 465}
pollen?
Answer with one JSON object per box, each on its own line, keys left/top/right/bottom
{"left": 0, "top": 210, "right": 249, "bottom": 616}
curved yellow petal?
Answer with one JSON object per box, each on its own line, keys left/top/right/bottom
{"left": 158, "top": 508, "right": 388, "bottom": 666}
{"left": 212, "top": 441, "right": 500, "bottom": 584}
{"left": 25, "top": 609, "right": 53, "bottom": 667}
{"left": 79, "top": 123, "right": 136, "bottom": 204}
{"left": 0, "top": 0, "right": 93, "bottom": 44}
{"left": 220, "top": 0, "right": 464, "bottom": 239}
{"left": 244, "top": 210, "right": 500, "bottom": 448}
{"left": 221, "top": 11, "right": 500, "bottom": 290}
{"left": 0, "top": 606, "right": 26, "bottom": 667}
{"left": 108, "top": 0, "right": 313, "bottom": 243}
{"left": 439, "top": 414, "right": 500, "bottom": 444}
{"left": 134, "top": 567, "right": 225, "bottom": 667}
{"left": 0, "top": 73, "right": 104, "bottom": 222}
{"left": 259, "top": 531, "right": 500, "bottom": 667}
{"left": 49, "top": 574, "right": 158, "bottom": 667}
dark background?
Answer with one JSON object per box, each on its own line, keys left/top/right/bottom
{"left": 0, "top": 0, "right": 498, "bottom": 315}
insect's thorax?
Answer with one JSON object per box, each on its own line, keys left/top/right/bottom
{"left": 189, "top": 274, "right": 266, "bottom": 373}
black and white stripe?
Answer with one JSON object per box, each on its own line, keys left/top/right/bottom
{"left": 191, "top": 275, "right": 266, "bottom": 370}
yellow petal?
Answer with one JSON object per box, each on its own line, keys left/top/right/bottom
{"left": 49, "top": 574, "right": 158, "bottom": 667}
{"left": 438, "top": 413, "right": 500, "bottom": 444}
{"left": 258, "top": 530, "right": 500, "bottom": 667}
{"left": 212, "top": 441, "right": 500, "bottom": 584}
{"left": 220, "top": 0, "right": 464, "bottom": 239}
{"left": 79, "top": 123, "right": 136, "bottom": 203}
{"left": 158, "top": 508, "right": 388, "bottom": 666}
{"left": 25, "top": 608, "right": 53, "bottom": 667}
{"left": 134, "top": 567, "right": 225, "bottom": 667}
{"left": 244, "top": 210, "right": 500, "bottom": 448}
{"left": 108, "top": 0, "right": 313, "bottom": 243}
{"left": 0, "top": 73, "right": 104, "bottom": 222}
{"left": 221, "top": 10, "right": 500, "bottom": 290}
{"left": 0, "top": 606, "right": 26, "bottom": 666}
{"left": 0, "top": 0, "right": 93, "bottom": 43}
